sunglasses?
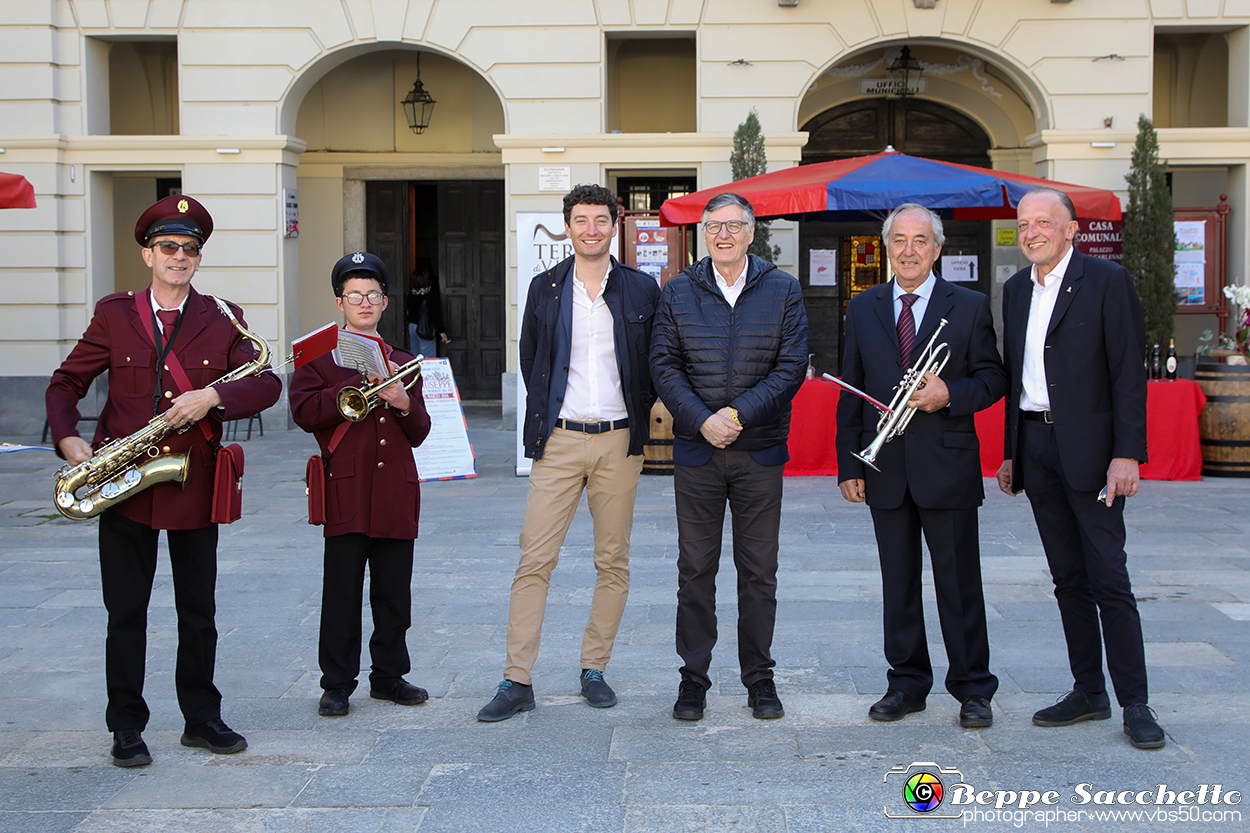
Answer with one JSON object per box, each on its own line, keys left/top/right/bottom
{"left": 152, "top": 241, "right": 203, "bottom": 257}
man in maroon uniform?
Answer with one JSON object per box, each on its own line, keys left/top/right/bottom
{"left": 290, "top": 252, "right": 432, "bottom": 718}
{"left": 46, "top": 195, "right": 281, "bottom": 767}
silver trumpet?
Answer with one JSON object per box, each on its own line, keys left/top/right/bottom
{"left": 852, "top": 318, "right": 951, "bottom": 472}
{"left": 336, "top": 356, "right": 423, "bottom": 422}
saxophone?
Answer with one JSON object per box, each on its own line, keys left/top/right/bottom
{"left": 53, "top": 296, "right": 276, "bottom": 521}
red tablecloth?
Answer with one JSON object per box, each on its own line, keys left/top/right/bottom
{"left": 784, "top": 379, "right": 841, "bottom": 475}
{"left": 787, "top": 377, "right": 1206, "bottom": 481}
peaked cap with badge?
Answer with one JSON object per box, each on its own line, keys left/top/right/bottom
{"left": 134, "top": 195, "right": 214, "bottom": 246}
{"left": 331, "top": 251, "right": 391, "bottom": 294}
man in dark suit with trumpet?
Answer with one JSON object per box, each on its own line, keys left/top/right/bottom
{"left": 836, "top": 203, "right": 1005, "bottom": 728}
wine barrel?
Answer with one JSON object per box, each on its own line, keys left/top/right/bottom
{"left": 642, "top": 399, "right": 674, "bottom": 475}
{"left": 1196, "top": 360, "right": 1250, "bottom": 477}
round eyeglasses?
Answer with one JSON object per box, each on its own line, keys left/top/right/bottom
{"left": 342, "top": 291, "right": 386, "bottom": 306}
{"left": 702, "top": 220, "right": 750, "bottom": 235}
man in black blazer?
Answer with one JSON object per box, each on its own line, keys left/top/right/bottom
{"left": 837, "top": 204, "right": 1005, "bottom": 729}
{"left": 996, "top": 187, "right": 1164, "bottom": 750}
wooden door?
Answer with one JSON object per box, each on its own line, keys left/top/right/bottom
{"left": 438, "top": 181, "right": 504, "bottom": 399}
{"left": 364, "top": 181, "right": 409, "bottom": 348}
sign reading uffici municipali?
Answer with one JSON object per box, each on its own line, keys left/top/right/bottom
{"left": 859, "top": 78, "right": 927, "bottom": 96}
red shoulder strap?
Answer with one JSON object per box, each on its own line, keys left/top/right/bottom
{"left": 327, "top": 420, "right": 351, "bottom": 454}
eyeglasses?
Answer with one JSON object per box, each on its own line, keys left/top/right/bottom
{"left": 342, "top": 291, "right": 386, "bottom": 306}
{"left": 703, "top": 220, "right": 750, "bottom": 235}
{"left": 152, "top": 241, "right": 202, "bottom": 257}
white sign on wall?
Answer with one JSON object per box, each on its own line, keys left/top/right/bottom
{"left": 515, "top": 212, "right": 573, "bottom": 475}
{"left": 940, "top": 255, "right": 978, "bottom": 283}
{"left": 809, "top": 248, "right": 838, "bottom": 286}
{"left": 538, "top": 167, "right": 572, "bottom": 192}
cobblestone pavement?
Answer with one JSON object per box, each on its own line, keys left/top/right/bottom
{"left": 2, "top": 402, "right": 1247, "bottom": 832}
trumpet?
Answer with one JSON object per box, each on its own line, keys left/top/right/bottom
{"left": 53, "top": 296, "right": 284, "bottom": 520}
{"left": 853, "top": 318, "right": 951, "bottom": 472}
{"left": 336, "top": 356, "right": 424, "bottom": 422}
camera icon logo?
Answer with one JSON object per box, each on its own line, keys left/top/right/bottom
{"left": 883, "top": 762, "right": 964, "bottom": 819}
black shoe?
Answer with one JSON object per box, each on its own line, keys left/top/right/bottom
{"left": 318, "top": 688, "right": 350, "bottom": 716}
{"left": 959, "top": 695, "right": 993, "bottom": 729}
{"left": 869, "top": 690, "right": 926, "bottom": 722}
{"left": 747, "top": 679, "right": 784, "bottom": 719}
{"left": 580, "top": 669, "right": 618, "bottom": 708}
{"left": 110, "top": 729, "right": 152, "bottom": 768}
{"left": 476, "top": 680, "right": 535, "bottom": 722}
{"left": 369, "top": 679, "right": 429, "bottom": 706}
{"left": 672, "top": 680, "right": 706, "bottom": 721}
{"left": 1123, "top": 704, "right": 1166, "bottom": 749}
{"left": 1032, "top": 690, "right": 1112, "bottom": 727}
{"left": 180, "top": 718, "right": 247, "bottom": 754}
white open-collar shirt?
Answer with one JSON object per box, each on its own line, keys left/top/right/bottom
{"left": 1020, "top": 244, "right": 1076, "bottom": 412}
{"left": 557, "top": 267, "right": 627, "bottom": 422}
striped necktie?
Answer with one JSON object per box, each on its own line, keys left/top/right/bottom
{"left": 897, "top": 293, "right": 919, "bottom": 367}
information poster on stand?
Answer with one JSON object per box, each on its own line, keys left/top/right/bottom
{"left": 1174, "top": 219, "right": 1206, "bottom": 306}
{"left": 413, "top": 358, "right": 477, "bottom": 481}
{"left": 515, "top": 212, "right": 571, "bottom": 476}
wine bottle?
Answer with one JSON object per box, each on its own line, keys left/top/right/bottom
{"left": 1151, "top": 341, "right": 1161, "bottom": 379}
{"left": 1166, "top": 338, "right": 1178, "bottom": 380}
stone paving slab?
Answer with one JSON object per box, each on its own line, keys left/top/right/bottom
{"left": 2, "top": 403, "right": 1248, "bottom": 831}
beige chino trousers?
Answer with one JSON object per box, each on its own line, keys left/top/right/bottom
{"left": 504, "top": 426, "right": 643, "bottom": 684}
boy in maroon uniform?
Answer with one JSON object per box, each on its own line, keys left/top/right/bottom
{"left": 290, "top": 252, "right": 432, "bottom": 717}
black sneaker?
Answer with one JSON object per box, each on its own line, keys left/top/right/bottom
{"left": 110, "top": 729, "right": 152, "bottom": 768}
{"left": 318, "top": 688, "right": 349, "bottom": 716}
{"left": 476, "top": 680, "right": 535, "bottom": 722}
{"left": 1123, "top": 704, "right": 1166, "bottom": 749}
{"left": 180, "top": 718, "right": 247, "bottom": 754}
{"left": 1032, "top": 690, "right": 1112, "bottom": 727}
{"left": 369, "top": 679, "right": 429, "bottom": 706}
{"left": 672, "top": 680, "right": 706, "bottom": 721}
{"left": 580, "top": 669, "right": 618, "bottom": 708}
{"left": 747, "top": 679, "right": 784, "bottom": 719}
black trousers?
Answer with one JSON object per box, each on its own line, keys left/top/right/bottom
{"left": 319, "top": 534, "right": 414, "bottom": 693}
{"left": 674, "top": 449, "right": 783, "bottom": 690}
{"left": 869, "top": 491, "right": 998, "bottom": 702}
{"left": 98, "top": 510, "right": 221, "bottom": 732}
{"left": 1020, "top": 418, "right": 1148, "bottom": 706}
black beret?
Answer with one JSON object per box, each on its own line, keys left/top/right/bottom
{"left": 331, "top": 252, "right": 390, "bottom": 295}
{"left": 134, "top": 195, "right": 213, "bottom": 246}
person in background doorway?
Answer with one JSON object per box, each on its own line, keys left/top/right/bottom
{"left": 407, "top": 265, "right": 448, "bottom": 359}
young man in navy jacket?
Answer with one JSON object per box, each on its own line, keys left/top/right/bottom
{"left": 478, "top": 185, "right": 660, "bottom": 721}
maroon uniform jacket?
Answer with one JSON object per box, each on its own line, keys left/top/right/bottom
{"left": 289, "top": 343, "right": 432, "bottom": 540}
{"left": 46, "top": 287, "right": 282, "bottom": 529}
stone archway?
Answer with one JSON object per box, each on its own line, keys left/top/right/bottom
{"left": 801, "top": 98, "right": 992, "bottom": 168}
{"left": 280, "top": 43, "right": 508, "bottom": 399}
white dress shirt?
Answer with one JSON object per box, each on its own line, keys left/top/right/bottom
{"left": 892, "top": 271, "right": 936, "bottom": 330}
{"left": 1020, "top": 244, "right": 1076, "bottom": 413}
{"left": 714, "top": 260, "right": 749, "bottom": 308}
{"left": 557, "top": 268, "right": 627, "bottom": 422}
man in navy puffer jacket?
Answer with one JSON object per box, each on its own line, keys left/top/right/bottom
{"left": 650, "top": 193, "right": 809, "bottom": 722}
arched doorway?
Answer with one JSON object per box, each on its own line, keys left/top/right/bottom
{"left": 797, "top": 99, "right": 994, "bottom": 374}
{"left": 290, "top": 46, "right": 507, "bottom": 399}
{"left": 801, "top": 98, "right": 991, "bottom": 166}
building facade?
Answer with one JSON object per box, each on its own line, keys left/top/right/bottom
{"left": 2, "top": 0, "right": 1247, "bottom": 431}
